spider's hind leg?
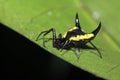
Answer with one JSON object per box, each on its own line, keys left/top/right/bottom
{"left": 89, "top": 41, "right": 102, "bottom": 58}
{"left": 75, "top": 48, "right": 81, "bottom": 59}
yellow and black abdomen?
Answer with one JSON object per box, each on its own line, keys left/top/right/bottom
{"left": 67, "top": 33, "right": 94, "bottom": 47}
{"left": 69, "top": 33, "right": 94, "bottom": 41}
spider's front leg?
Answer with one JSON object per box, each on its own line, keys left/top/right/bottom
{"left": 36, "top": 28, "right": 57, "bottom": 47}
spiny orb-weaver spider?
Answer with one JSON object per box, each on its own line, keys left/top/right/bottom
{"left": 36, "top": 13, "right": 102, "bottom": 59}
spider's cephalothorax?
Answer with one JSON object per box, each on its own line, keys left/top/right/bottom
{"left": 36, "top": 13, "right": 102, "bottom": 59}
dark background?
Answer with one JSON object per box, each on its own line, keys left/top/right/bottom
{"left": 0, "top": 23, "right": 104, "bottom": 80}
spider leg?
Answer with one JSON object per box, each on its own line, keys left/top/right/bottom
{"left": 89, "top": 41, "right": 102, "bottom": 58}
{"left": 75, "top": 48, "right": 81, "bottom": 59}
{"left": 60, "top": 40, "right": 69, "bottom": 52}
{"left": 36, "top": 30, "right": 49, "bottom": 41}
{"left": 36, "top": 28, "right": 57, "bottom": 47}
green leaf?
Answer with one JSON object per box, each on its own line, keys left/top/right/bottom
{"left": 1, "top": 0, "right": 120, "bottom": 79}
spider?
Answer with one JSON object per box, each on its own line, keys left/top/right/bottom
{"left": 36, "top": 13, "right": 102, "bottom": 59}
